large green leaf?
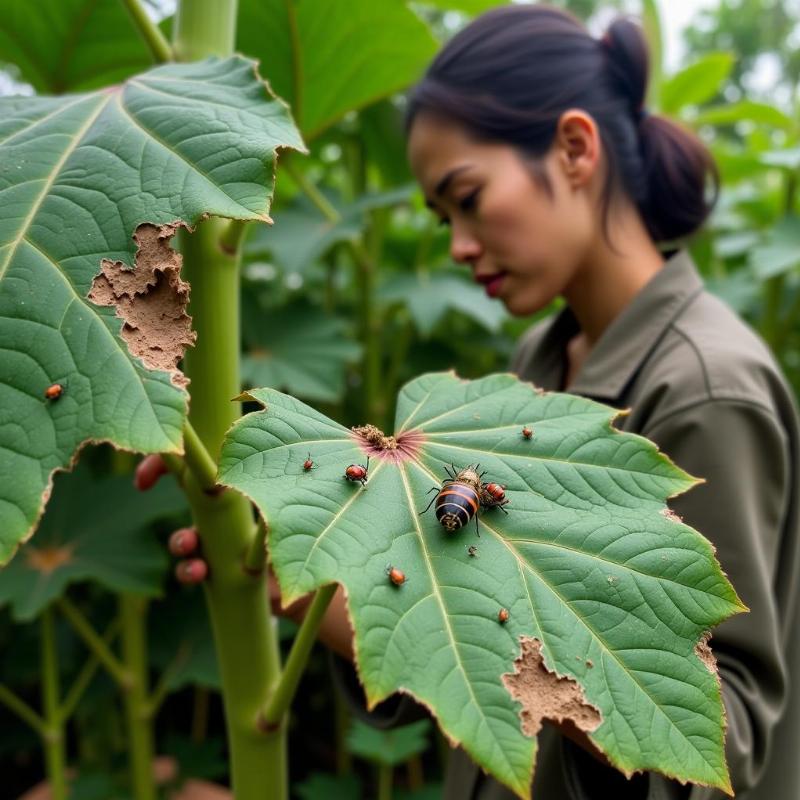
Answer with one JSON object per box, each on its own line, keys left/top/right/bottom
{"left": 0, "top": 459, "right": 185, "bottom": 622}
{"left": 236, "top": 0, "right": 437, "bottom": 139}
{"left": 242, "top": 299, "right": 362, "bottom": 404}
{"left": 379, "top": 270, "right": 507, "bottom": 336}
{"left": 218, "top": 374, "right": 743, "bottom": 797}
{"left": 0, "top": 56, "right": 305, "bottom": 564}
{"left": 659, "top": 53, "right": 734, "bottom": 115}
{"left": 0, "top": 0, "right": 156, "bottom": 93}
{"left": 347, "top": 719, "right": 432, "bottom": 766}
{"left": 748, "top": 216, "right": 800, "bottom": 279}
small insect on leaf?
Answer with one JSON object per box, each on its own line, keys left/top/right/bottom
{"left": 467, "top": 545, "right": 478, "bottom": 557}
{"left": 344, "top": 456, "right": 370, "bottom": 487}
{"left": 303, "top": 452, "right": 315, "bottom": 471}
{"left": 44, "top": 383, "right": 64, "bottom": 400}
{"left": 521, "top": 426, "right": 533, "bottom": 440}
{"left": 498, "top": 608, "right": 510, "bottom": 624}
{"left": 386, "top": 565, "right": 406, "bottom": 586}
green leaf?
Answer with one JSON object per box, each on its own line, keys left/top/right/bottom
{"left": 245, "top": 185, "right": 415, "bottom": 273}
{"left": 236, "top": 0, "right": 437, "bottom": 139}
{"left": 242, "top": 300, "right": 362, "bottom": 404}
{"left": 0, "top": 458, "right": 185, "bottom": 622}
{"left": 379, "top": 271, "right": 507, "bottom": 336}
{"left": 294, "top": 772, "right": 362, "bottom": 800}
{"left": 0, "top": 0, "right": 156, "bottom": 93}
{"left": 748, "top": 216, "right": 800, "bottom": 279}
{"left": 694, "top": 101, "right": 796, "bottom": 130}
{"left": 347, "top": 719, "right": 432, "bottom": 766}
{"left": 150, "top": 590, "right": 220, "bottom": 691}
{"left": 218, "top": 374, "right": 743, "bottom": 797}
{"left": 0, "top": 56, "right": 305, "bottom": 564}
{"left": 659, "top": 53, "right": 734, "bottom": 114}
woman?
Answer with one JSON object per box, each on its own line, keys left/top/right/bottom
{"left": 154, "top": 5, "right": 800, "bottom": 798}
{"left": 345, "top": 5, "right": 800, "bottom": 799}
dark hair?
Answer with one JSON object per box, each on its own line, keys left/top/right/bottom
{"left": 405, "top": 5, "right": 718, "bottom": 244}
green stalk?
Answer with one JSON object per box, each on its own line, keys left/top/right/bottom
{"left": 59, "top": 618, "right": 121, "bottom": 722}
{"left": 41, "top": 608, "right": 68, "bottom": 800}
{"left": 121, "top": 0, "right": 173, "bottom": 63}
{"left": 0, "top": 685, "right": 46, "bottom": 735}
{"left": 57, "top": 597, "right": 131, "bottom": 689}
{"left": 378, "top": 763, "right": 393, "bottom": 800}
{"left": 173, "top": 0, "right": 238, "bottom": 60}
{"left": 120, "top": 595, "right": 156, "bottom": 800}
{"left": 262, "top": 584, "right": 337, "bottom": 728}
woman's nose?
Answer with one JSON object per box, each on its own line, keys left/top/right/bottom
{"left": 449, "top": 224, "right": 482, "bottom": 265}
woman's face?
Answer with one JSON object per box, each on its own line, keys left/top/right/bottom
{"left": 407, "top": 113, "right": 596, "bottom": 316}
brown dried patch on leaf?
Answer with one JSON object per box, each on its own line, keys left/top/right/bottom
{"left": 695, "top": 631, "right": 720, "bottom": 680}
{"left": 660, "top": 507, "right": 683, "bottom": 523}
{"left": 26, "top": 544, "right": 75, "bottom": 574}
{"left": 351, "top": 424, "right": 425, "bottom": 463}
{"left": 502, "top": 636, "right": 602, "bottom": 738}
{"left": 88, "top": 222, "right": 196, "bottom": 388}
{"left": 353, "top": 423, "right": 397, "bottom": 450}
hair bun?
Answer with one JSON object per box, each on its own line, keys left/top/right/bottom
{"left": 602, "top": 17, "right": 649, "bottom": 117}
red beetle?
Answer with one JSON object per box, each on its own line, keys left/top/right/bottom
{"left": 303, "top": 452, "right": 315, "bottom": 472}
{"left": 480, "top": 481, "right": 509, "bottom": 514}
{"left": 386, "top": 564, "right": 406, "bottom": 586}
{"left": 344, "top": 456, "right": 370, "bottom": 487}
{"left": 498, "top": 608, "right": 509, "bottom": 624}
{"left": 521, "top": 426, "right": 533, "bottom": 440}
{"left": 44, "top": 383, "right": 64, "bottom": 400}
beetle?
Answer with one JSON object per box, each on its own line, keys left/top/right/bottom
{"left": 44, "top": 383, "right": 64, "bottom": 400}
{"left": 420, "top": 464, "right": 485, "bottom": 537}
{"left": 302, "top": 452, "right": 316, "bottom": 472}
{"left": 480, "top": 482, "right": 509, "bottom": 514}
{"left": 521, "top": 426, "right": 533, "bottom": 440}
{"left": 386, "top": 564, "right": 406, "bottom": 586}
{"left": 498, "top": 608, "right": 510, "bottom": 624}
{"left": 467, "top": 545, "right": 478, "bottom": 557}
{"left": 344, "top": 456, "right": 370, "bottom": 487}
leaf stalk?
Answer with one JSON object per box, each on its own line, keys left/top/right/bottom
{"left": 120, "top": 0, "right": 174, "bottom": 63}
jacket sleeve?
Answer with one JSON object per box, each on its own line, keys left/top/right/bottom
{"left": 641, "top": 399, "right": 790, "bottom": 798}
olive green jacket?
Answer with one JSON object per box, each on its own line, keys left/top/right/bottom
{"left": 334, "top": 251, "right": 800, "bottom": 799}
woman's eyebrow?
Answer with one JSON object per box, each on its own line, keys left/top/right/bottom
{"left": 424, "top": 165, "right": 475, "bottom": 208}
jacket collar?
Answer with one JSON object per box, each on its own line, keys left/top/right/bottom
{"left": 530, "top": 250, "right": 704, "bottom": 400}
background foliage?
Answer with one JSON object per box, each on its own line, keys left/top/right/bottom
{"left": 1, "top": 0, "right": 798, "bottom": 796}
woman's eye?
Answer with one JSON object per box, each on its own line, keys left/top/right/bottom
{"left": 458, "top": 189, "right": 480, "bottom": 212}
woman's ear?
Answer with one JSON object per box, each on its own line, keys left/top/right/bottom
{"left": 554, "top": 109, "right": 601, "bottom": 188}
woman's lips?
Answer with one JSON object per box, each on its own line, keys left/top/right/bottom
{"left": 475, "top": 272, "right": 507, "bottom": 298}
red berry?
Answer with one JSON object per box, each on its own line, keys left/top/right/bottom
{"left": 168, "top": 528, "right": 199, "bottom": 557}
{"left": 176, "top": 558, "right": 208, "bottom": 584}
{"left": 134, "top": 454, "right": 169, "bottom": 491}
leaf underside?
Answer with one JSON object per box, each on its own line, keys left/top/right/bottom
{"left": 0, "top": 56, "right": 305, "bottom": 564}
{"left": 219, "top": 372, "right": 743, "bottom": 798}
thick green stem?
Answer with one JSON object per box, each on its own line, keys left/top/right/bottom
{"left": 262, "top": 584, "right": 337, "bottom": 728}
{"left": 173, "top": 0, "right": 238, "bottom": 61}
{"left": 172, "top": 3, "right": 288, "bottom": 795}
{"left": 57, "top": 597, "right": 131, "bottom": 689}
{"left": 120, "top": 595, "right": 156, "bottom": 800}
{"left": 244, "top": 518, "right": 268, "bottom": 574}
{"left": 177, "top": 193, "right": 284, "bottom": 800}
{"left": 41, "top": 608, "right": 67, "bottom": 800}
{"left": 121, "top": 0, "right": 173, "bottom": 63}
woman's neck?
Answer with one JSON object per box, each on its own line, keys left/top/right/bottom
{"left": 563, "top": 209, "right": 665, "bottom": 345}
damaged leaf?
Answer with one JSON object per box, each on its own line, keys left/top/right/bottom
{"left": 0, "top": 457, "right": 186, "bottom": 622}
{"left": 0, "top": 56, "right": 306, "bottom": 563}
{"left": 218, "top": 373, "right": 744, "bottom": 797}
